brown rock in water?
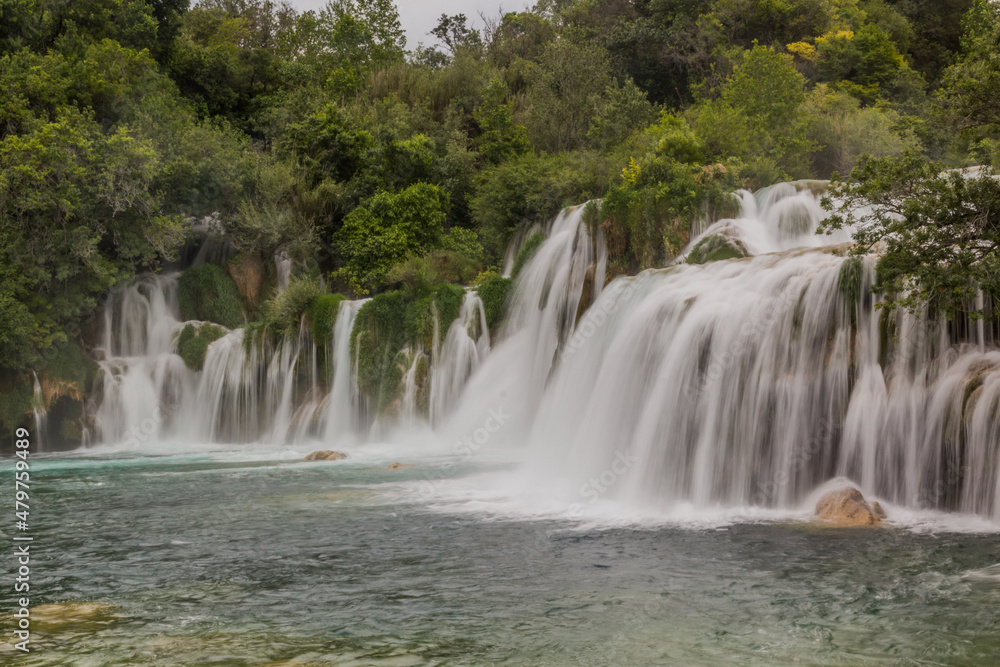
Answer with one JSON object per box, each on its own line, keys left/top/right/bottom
{"left": 815, "top": 487, "right": 882, "bottom": 527}
{"left": 304, "top": 450, "right": 346, "bottom": 461}
{"left": 386, "top": 462, "right": 411, "bottom": 470}
{"left": 871, "top": 501, "right": 887, "bottom": 519}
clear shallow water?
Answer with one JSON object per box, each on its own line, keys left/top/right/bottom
{"left": 3, "top": 444, "right": 1000, "bottom": 666}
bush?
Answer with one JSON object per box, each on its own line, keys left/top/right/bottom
{"left": 350, "top": 285, "right": 465, "bottom": 412}
{"left": 476, "top": 274, "right": 513, "bottom": 333}
{"left": 178, "top": 264, "right": 247, "bottom": 328}
{"left": 387, "top": 250, "right": 482, "bottom": 289}
{"left": 337, "top": 183, "right": 449, "bottom": 292}
{"left": 177, "top": 323, "right": 227, "bottom": 371}
{"left": 687, "top": 234, "right": 748, "bottom": 265}
{"left": 307, "top": 294, "right": 347, "bottom": 343}
{"left": 511, "top": 232, "right": 547, "bottom": 278}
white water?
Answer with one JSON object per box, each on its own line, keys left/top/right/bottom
{"left": 86, "top": 187, "right": 1000, "bottom": 522}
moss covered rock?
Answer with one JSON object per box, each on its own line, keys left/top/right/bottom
{"left": 476, "top": 275, "right": 513, "bottom": 334}
{"left": 178, "top": 264, "right": 246, "bottom": 329}
{"left": 512, "top": 232, "right": 547, "bottom": 278}
{"left": 307, "top": 294, "right": 346, "bottom": 344}
{"left": 177, "top": 323, "right": 227, "bottom": 371}
{"left": 351, "top": 286, "right": 465, "bottom": 414}
{"left": 687, "top": 234, "right": 748, "bottom": 265}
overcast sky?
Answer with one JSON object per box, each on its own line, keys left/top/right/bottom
{"left": 289, "top": 1, "right": 530, "bottom": 48}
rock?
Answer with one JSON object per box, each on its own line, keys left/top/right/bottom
{"left": 386, "top": 462, "right": 411, "bottom": 470}
{"left": 871, "top": 501, "right": 886, "bottom": 519}
{"left": 304, "top": 450, "right": 346, "bottom": 461}
{"left": 815, "top": 487, "right": 882, "bottom": 526}
{"left": 687, "top": 233, "right": 748, "bottom": 265}
{"left": 28, "top": 602, "right": 119, "bottom": 632}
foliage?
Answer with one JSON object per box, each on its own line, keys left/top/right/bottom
{"left": 387, "top": 250, "right": 482, "bottom": 290}
{"left": 803, "top": 86, "right": 920, "bottom": 177}
{"left": 691, "top": 44, "right": 814, "bottom": 181}
{"left": 822, "top": 154, "right": 1000, "bottom": 315}
{"left": 687, "top": 234, "right": 748, "bottom": 265}
{"left": 178, "top": 263, "right": 247, "bottom": 328}
{"left": 337, "top": 183, "right": 448, "bottom": 292}
{"left": 177, "top": 322, "right": 227, "bottom": 371}
{"left": 476, "top": 274, "right": 513, "bottom": 333}
{"left": 512, "top": 233, "right": 548, "bottom": 278}
{"left": 307, "top": 293, "right": 347, "bottom": 343}
{"left": 1, "top": 0, "right": 997, "bottom": 384}
{"left": 349, "top": 284, "right": 463, "bottom": 411}
{"left": 940, "top": 0, "right": 1000, "bottom": 139}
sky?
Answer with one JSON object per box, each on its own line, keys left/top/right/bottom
{"left": 289, "top": 0, "right": 530, "bottom": 48}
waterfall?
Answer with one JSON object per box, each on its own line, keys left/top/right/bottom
{"left": 320, "top": 300, "right": 366, "bottom": 442}
{"left": 94, "top": 273, "right": 196, "bottom": 446}
{"left": 439, "top": 204, "right": 604, "bottom": 441}
{"left": 31, "top": 372, "right": 47, "bottom": 452}
{"left": 516, "top": 197, "right": 1000, "bottom": 518}
{"left": 80, "top": 183, "right": 1000, "bottom": 520}
{"left": 429, "top": 291, "right": 490, "bottom": 426}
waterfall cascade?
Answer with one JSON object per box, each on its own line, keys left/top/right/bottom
{"left": 86, "top": 185, "right": 1000, "bottom": 519}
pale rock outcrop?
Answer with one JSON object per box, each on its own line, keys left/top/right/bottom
{"left": 815, "top": 487, "right": 884, "bottom": 526}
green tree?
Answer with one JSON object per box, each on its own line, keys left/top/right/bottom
{"left": 693, "top": 44, "right": 813, "bottom": 180}
{"left": 940, "top": 0, "right": 1000, "bottom": 136}
{"left": 822, "top": 153, "right": 1000, "bottom": 315}
{"left": 336, "top": 184, "right": 448, "bottom": 292}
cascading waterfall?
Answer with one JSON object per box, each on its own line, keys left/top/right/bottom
{"left": 429, "top": 291, "right": 490, "bottom": 426}
{"left": 84, "top": 183, "right": 1000, "bottom": 520}
{"left": 94, "top": 273, "right": 196, "bottom": 445}
{"left": 519, "top": 187, "right": 1000, "bottom": 519}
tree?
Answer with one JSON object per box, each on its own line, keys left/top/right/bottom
{"left": 693, "top": 44, "right": 813, "bottom": 181}
{"left": 524, "top": 39, "right": 613, "bottom": 152}
{"left": 940, "top": 0, "right": 1000, "bottom": 135}
{"left": 822, "top": 153, "right": 1000, "bottom": 315}
{"left": 336, "top": 184, "right": 448, "bottom": 292}
{"left": 431, "top": 13, "right": 482, "bottom": 55}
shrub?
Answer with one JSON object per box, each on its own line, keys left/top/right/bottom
{"left": 177, "top": 323, "right": 227, "bottom": 371}
{"left": 687, "top": 234, "right": 748, "bottom": 265}
{"left": 512, "top": 232, "right": 547, "bottom": 278}
{"left": 476, "top": 274, "right": 513, "bottom": 333}
{"left": 338, "top": 183, "right": 448, "bottom": 292}
{"left": 177, "top": 264, "right": 246, "bottom": 329}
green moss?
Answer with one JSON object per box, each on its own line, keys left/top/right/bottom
{"left": 838, "top": 256, "right": 866, "bottom": 306}
{"left": 177, "top": 323, "right": 227, "bottom": 371}
{"left": 0, "top": 374, "right": 32, "bottom": 437}
{"left": 39, "top": 341, "right": 98, "bottom": 389}
{"left": 512, "top": 232, "right": 547, "bottom": 278}
{"left": 350, "top": 285, "right": 466, "bottom": 413}
{"left": 351, "top": 291, "right": 410, "bottom": 411}
{"left": 307, "top": 294, "right": 347, "bottom": 344}
{"left": 687, "top": 234, "right": 748, "bottom": 265}
{"left": 476, "top": 275, "right": 513, "bottom": 333}
{"left": 178, "top": 264, "right": 247, "bottom": 329}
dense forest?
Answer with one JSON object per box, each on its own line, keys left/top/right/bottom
{"left": 2, "top": 0, "right": 1000, "bottom": 439}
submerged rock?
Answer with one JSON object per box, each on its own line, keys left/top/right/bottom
{"left": 815, "top": 487, "right": 883, "bottom": 526}
{"left": 29, "top": 602, "right": 119, "bottom": 632}
{"left": 304, "top": 450, "right": 346, "bottom": 461}
{"left": 386, "top": 462, "right": 411, "bottom": 470}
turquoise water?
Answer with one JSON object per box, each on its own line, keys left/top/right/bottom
{"left": 3, "top": 445, "right": 1000, "bottom": 666}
